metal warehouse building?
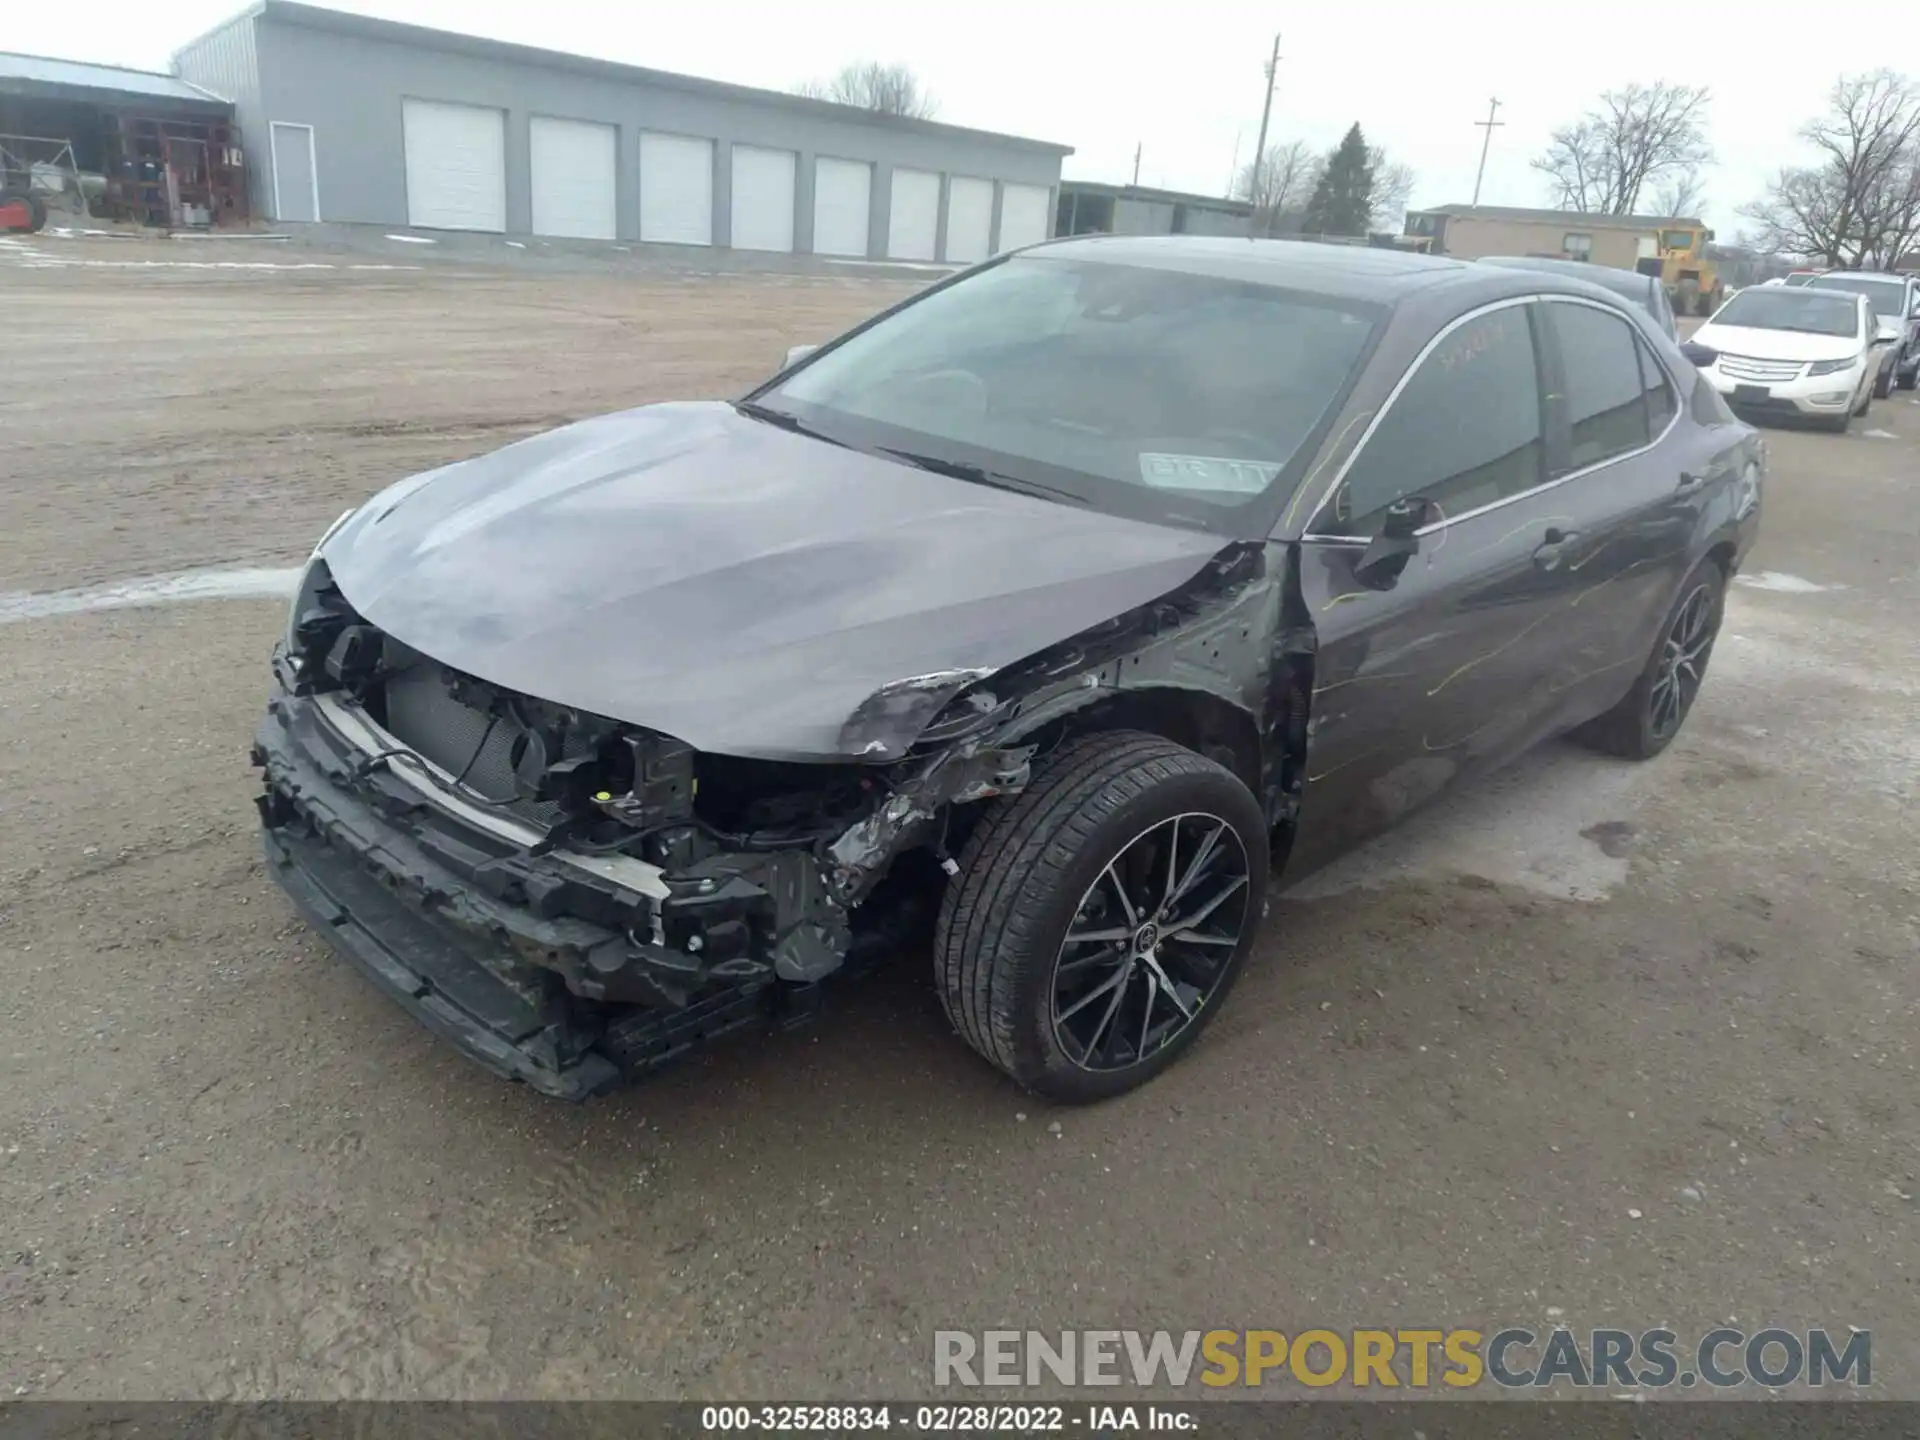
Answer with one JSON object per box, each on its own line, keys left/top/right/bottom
{"left": 173, "top": 1, "right": 1071, "bottom": 260}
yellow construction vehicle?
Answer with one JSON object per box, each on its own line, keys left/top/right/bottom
{"left": 1634, "top": 224, "right": 1722, "bottom": 317}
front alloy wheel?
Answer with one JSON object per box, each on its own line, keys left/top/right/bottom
{"left": 1050, "top": 813, "right": 1252, "bottom": 1072}
{"left": 936, "top": 731, "right": 1269, "bottom": 1102}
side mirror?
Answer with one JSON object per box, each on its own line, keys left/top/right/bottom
{"left": 1353, "top": 495, "right": 1434, "bottom": 589}
{"left": 1678, "top": 340, "right": 1718, "bottom": 368}
{"left": 781, "top": 344, "right": 818, "bottom": 370}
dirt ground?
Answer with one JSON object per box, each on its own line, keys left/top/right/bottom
{"left": 1, "top": 233, "right": 1916, "bottom": 1402}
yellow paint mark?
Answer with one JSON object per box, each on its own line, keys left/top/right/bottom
{"left": 1313, "top": 670, "right": 1417, "bottom": 696}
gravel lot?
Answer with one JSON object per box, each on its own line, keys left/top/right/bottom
{"left": 1, "top": 233, "right": 1915, "bottom": 1401}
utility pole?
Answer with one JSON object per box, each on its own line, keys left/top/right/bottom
{"left": 1131, "top": 142, "right": 1142, "bottom": 187}
{"left": 1471, "top": 97, "right": 1504, "bottom": 207}
{"left": 1247, "top": 31, "right": 1281, "bottom": 236}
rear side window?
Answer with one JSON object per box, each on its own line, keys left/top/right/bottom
{"left": 1547, "top": 301, "right": 1650, "bottom": 471}
{"left": 1328, "top": 304, "right": 1544, "bottom": 534}
{"left": 1637, "top": 336, "right": 1678, "bottom": 434}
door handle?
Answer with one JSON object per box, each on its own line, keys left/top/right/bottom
{"left": 1532, "top": 528, "right": 1581, "bottom": 568}
{"left": 1676, "top": 470, "right": 1708, "bottom": 496}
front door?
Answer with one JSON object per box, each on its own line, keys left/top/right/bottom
{"left": 1288, "top": 298, "right": 1568, "bottom": 874}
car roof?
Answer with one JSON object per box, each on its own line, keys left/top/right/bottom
{"left": 1809, "top": 270, "right": 1908, "bottom": 284}
{"left": 1021, "top": 234, "right": 1651, "bottom": 312}
{"left": 1474, "top": 255, "right": 1657, "bottom": 298}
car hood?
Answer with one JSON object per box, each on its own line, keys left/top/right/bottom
{"left": 1693, "top": 321, "right": 1861, "bottom": 363}
{"left": 322, "top": 401, "right": 1229, "bottom": 761}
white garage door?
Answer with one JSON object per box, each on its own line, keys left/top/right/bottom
{"left": 997, "top": 183, "right": 1051, "bottom": 252}
{"left": 812, "top": 156, "right": 872, "bottom": 258}
{"left": 887, "top": 168, "right": 939, "bottom": 261}
{"left": 731, "top": 145, "right": 796, "bottom": 252}
{"left": 402, "top": 99, "right": 505, "bottom": 232}
{"left": 638, "top": 132, "right": 713, "bottom": 246}
{"left": 530, "top": 116, "right": 616, "bottom": 240}
{"left": 945, "top": 176, "right": 993, "bottom": 264}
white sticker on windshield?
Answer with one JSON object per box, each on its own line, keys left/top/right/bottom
{"left": 1138, "top": 453, "right": 1283, "bottom": 494}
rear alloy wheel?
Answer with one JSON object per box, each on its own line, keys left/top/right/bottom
{"left": 935, "top": 731, "right": 1268, "bottom": 1102}
{"left": 1573, "top": 559, "right": 1725, "bottom": 761}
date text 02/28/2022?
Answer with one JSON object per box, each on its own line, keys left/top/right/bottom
{"left": 700, "top": 1404, "right": 1194, "bottom": 1431}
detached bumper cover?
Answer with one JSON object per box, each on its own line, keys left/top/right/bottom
{"left": 254, "top": 682, "right": 787, "bottom": 1099}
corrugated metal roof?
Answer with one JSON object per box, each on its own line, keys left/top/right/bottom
{"left": 0, "top": 50, "right": 227, "bottom": 103}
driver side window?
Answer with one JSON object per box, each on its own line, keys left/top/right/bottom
{"left": 1323, "top": 303, "right": 1547, "bottom": 536}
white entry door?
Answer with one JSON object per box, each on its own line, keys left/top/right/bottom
{"left": 731, "top": 145, "right": 796, "bottom": 252}
{"left": 402, "top": 99, "right": 506, "bottom": 232}
{"left": 945, "top": 176, "right": 993, "bottom": 263}
{"left": 638, "top": 132, "right": 713, "bottom": 246}
{"left": 812, "top": 157, "right": 872, "bottom": 257}
{"left": 887, "top": 167, "right": 939, "bottom": 260}
{"left": 530, "top": 116, "right": 616, "bottom": 240}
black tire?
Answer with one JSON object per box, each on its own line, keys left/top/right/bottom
{"left": 1873, "top": 362, "right": 1895, "bottom": 399}
{"left": 1854, "top": 386, "right": 1871, "bottom": 418}
{"left": 1822, "top": 408, "right": 1853, "bottom": 433}
{"left": 935, "top": 731, "right": 1269, "bottom": 1102}
{"left": 1900, "top": 364, "right": 1918, "bottom": 392}
{"left": 1572, "top": 559, "right": 1725, "bottom": 760}
{"left": 1696, "top": 289, "right": 1717, "bottom": 318}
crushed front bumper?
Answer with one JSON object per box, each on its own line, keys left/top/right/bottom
{"left": 253, "top": 675, "right": 812, "bottom": 1099}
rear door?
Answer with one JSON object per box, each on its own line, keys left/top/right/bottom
{"left": 1289, "top": 298, "right": 1569, "bottom": 871}
{"left": 1528, "top": 297, "right": 1736, "bottom": 727}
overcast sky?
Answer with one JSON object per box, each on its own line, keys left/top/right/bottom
{"left": 12, "top": 0, "right": 1881, "bottom": 237}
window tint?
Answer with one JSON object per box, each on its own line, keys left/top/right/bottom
{"left": 1329, "top": 304, "right": 1544, "bottom": 534}
{"left": 1637, "top": 335, "right": 1678, "bottom": 435}
{"left": 1548, "top": 302, "right": 1649, "bottom": 470}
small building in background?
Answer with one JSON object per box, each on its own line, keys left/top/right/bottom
{"left": 1055, "top": 180, "right": 1251, "bottom": 239}
{"left": 1404, "top": 203, "right": 1709, "bottom": 270}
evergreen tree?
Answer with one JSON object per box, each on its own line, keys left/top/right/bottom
{"left": 1301, "top": 124, "right": 1377, "bottom": 237}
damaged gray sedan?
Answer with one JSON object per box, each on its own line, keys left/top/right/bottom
{"left": 256, "top": 236, "right": 1763, "bottom": 1102}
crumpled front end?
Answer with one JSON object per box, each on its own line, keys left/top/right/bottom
{"left": 252, "top": 559, "right": 1033, "bottom": 1098}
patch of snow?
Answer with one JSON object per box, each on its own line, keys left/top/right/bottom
{"left": 1732, "top": 571, "right": 1834, "bottom": 593}
{"left": 384, "top": 233, "right": 438, "bottom": 244}
{"left": 1863, "top": 428, "right": 1898, "bottom": 439}
{"left": 0, "top": 567, "right": 301, "bottom": 624}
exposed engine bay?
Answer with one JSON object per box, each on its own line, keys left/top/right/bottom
{"left": 252, "top": 541, "right": 1299, "bottom": 1097}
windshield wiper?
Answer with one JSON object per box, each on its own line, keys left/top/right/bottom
{"left": 875, "top": 447, "right": 1089, "bottom": 506}
{"left": 732, "top": 399, "right": 848, "bottom": 446}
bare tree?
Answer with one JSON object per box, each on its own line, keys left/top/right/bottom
{"left": 1234, "top": 139, "right": 1321, "bottom": 234}
{"left": 1739, "top": 71, "right": 1920, "bottom": 267}
{"left": 1650, "top": 168, "right": 1707, "bottom": 218}
{"left": 1533, "top": 82, "right": 1713, "bottom": 214}
{"left": 797, "top": 62, "right": 937, "bottom": 119}
{"left": 1368, "top": 146, "right": 1416, "bottom": 231}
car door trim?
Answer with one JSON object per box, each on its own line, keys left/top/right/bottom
{"left": 1301, "top": 293, "right": 1684, "bottom": 547}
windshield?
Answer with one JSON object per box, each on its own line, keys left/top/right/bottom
{"left": 1661, "top": 229, "right": 1697, "bottom": 251}
{"left": 1808, "top": 274, "right": 1908, "bottom": 319}
{"left": 1711, "top": 289, "right": 1860, "bottom": 337}
{"left": 754, "top": 256, "right": 1383, "bottom": 531}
